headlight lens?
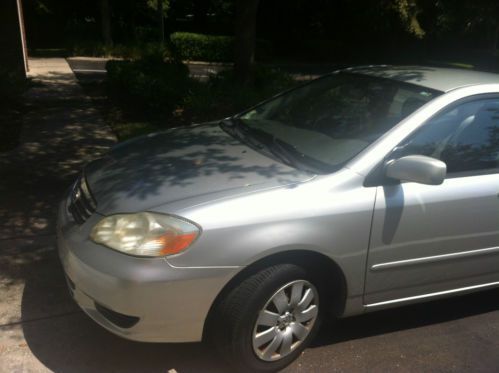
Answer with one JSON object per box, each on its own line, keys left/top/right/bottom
{"left": 90, "top": 212, "right": 199, "bottom": 257}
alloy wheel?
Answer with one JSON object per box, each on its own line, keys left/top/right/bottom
{"left": 252, "top": 279, "right": 319, "bottom": 362}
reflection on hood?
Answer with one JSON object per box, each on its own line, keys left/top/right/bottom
{"left": 85, "top": 123, "right": 314, "bottom": 215}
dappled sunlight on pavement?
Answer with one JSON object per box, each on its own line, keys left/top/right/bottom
{"left": 2, "top": 58, "right": 499, "bottom": 373}
{"left": 0, "top": 57, "right": 232, "bottom": 373}
{"left": 0, "top": 58, "right": 116, "bottom": 240}
{"left": 0, "top": 235, "right": 230, "bottom": 373}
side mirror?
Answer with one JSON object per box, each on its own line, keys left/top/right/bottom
{"left": 385, "top": 155, "right": 447, "bottom": 185}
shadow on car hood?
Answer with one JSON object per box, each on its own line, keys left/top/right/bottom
{"left": 85, "top": 123, "right": 313, "bottom": 215}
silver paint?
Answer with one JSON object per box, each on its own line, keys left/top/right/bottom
{"left": 385, "top": 155, "right": 447, "bottom": 185}
{"left": 57, "top": 66, "right": 499, "bottom": 343}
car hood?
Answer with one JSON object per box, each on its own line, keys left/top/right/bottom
{"left": 85, "top": 123, "right": 313, "bottom": 215}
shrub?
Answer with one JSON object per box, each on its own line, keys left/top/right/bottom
{"left": 106, "top": 54, "right": 190, "bottom": 117}
{"left": 170, "top": 32, "right": 234, "bottom": 62}
{"left": 106, "top": 55, "right": 297, "bottom": 136}
{"left": 181, "top": 67, "right": 296, "bottom": 123}
{"left": 71, "top": 41, "right": 171, "bottom": 59}
{"left": 70, "top": 35, "right": 271, "bottom": 63}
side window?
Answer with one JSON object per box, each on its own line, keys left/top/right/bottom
{"left": 390, "top": 97, "right": 499, "bottom": 175}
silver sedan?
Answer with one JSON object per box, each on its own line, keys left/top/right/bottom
{"left": 57, "top": 66, "right": 499, "bottom": 372}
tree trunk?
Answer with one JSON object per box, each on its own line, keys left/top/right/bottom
{"left": 157, "top": 0, "right": 164, "bottom": 44}
{"left": 192, "top": 0, "right": 209, "bottom": 32}
{"left": 490, "top": 24, "right": 499, "bottom": 54}
{"left": 100, "top": 0, "right": 112, "bottom": 46}
{"left": 130, "top": 2, "right": 137, "bottom": 42}
{"left": 234, "top": 0, "right": 260, "bottom": 84}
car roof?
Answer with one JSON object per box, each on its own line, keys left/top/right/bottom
{"left": 343, "top": 65, "right": 499, "bottom": 93}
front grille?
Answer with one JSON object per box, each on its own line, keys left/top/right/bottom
{"left": 68, "top": 174, "right": 97, "bottom": 224}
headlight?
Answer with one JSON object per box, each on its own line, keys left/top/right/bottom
{"left": 90, "top": 212, "right": 199, "bottom": 257}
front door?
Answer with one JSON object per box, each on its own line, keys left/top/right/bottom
{"left": 364, "top": 95, "right": 499, "bottom": 305}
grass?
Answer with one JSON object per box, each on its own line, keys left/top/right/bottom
{"left": 104, "top": 105, "right": 161, "bottom": 141}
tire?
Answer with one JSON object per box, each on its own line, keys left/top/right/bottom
{"left": 210, "top": 264, "right": 324, "bottom": 372}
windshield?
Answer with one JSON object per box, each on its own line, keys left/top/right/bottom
{"left": 236, "top": 72, "right": 441, "bottom": 173}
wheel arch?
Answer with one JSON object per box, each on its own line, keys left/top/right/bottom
{"left": 202, "top": 249, "right": 347, "bottom": 341}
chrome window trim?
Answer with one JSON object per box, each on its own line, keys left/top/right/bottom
{"left": 365, "top": 281, "right": 499, "bottom": 308}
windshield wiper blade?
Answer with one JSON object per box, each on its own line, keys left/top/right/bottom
{"left": 221, "top": 119, "right": 328, "bottom": 173}
{"left": 268, "top": 137, "right": 305, "bottom": 169}
{"left": 219, "top": 118, "right": 238, "bottom": 136}
{"left": 220, "top": 118, "right": 267, "bottom": 151}
{"left": 270, "top": 138, "right": 331, "bottom": 174}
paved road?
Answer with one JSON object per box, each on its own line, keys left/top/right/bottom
{"left": 4, "top": 235, "right": 499, "bottom": 373}
{"left": 3, "top": 58, "right": 498, "bottom": 373}
{"left": 67, "top": 58, "right": 499, "bottom": 372}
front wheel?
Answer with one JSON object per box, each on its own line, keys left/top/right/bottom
{"left": 210, "top": 264, "right": 323, "bottom": 372}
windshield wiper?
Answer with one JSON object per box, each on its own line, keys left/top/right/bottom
{"left": 219, "top": 118, "right": 267, "bottom": 151}
{"left": 220, "top": 119, "right": 330, "bottom": 174}
{"left": 270, "top": 137, "right": 330, "bottom": 174}
{"left": 220, "top": 118, "right": 262, "bottom": 147}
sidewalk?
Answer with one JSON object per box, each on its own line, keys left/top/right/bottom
{"left": 1, "top": 58, "right": 499, "bottom": 373}
{"left": 0, "top": 58, "right": 116, "bottom": 240}
{"left": 0, "top": 58, "right": 226, "bottom": 373}
{"left": 0, "top": 58, "right": 116, "bottom": 372}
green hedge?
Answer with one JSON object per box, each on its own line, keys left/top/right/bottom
{"left": 71, "top": 41, "right": 170, "bottom": 59}
{"left": 105, "top": 54, "right": 297, "bottom": 135}
{"left": 170, "top": 32, "right": 234, "bottom": 62}
{"left": 185, "top": 67, "right": 295, "bottom": 121}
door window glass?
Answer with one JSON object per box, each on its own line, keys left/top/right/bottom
{"left": 390, "top": 97, "right": 499, "bottom": 174}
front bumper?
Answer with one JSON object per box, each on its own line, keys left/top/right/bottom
{"left": 57, "top": 195, "right": 239, "bottom": 343}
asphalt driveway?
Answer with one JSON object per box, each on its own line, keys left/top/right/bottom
{"left": 1, "top": 58, "right": 499, "bottom": 373}
{"left": 3, "top": 234, "right": 499, "bottom": 372}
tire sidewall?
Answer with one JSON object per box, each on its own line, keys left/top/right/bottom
{"left": 230, "top": 264, "right": 323, "bottom": 372}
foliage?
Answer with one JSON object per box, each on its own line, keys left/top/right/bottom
{"left": 183, "top": 67, "right": 295, "bottom": 123}
{"left": 147, "top": 0, "right": 170, "bottom": 16}
{"left": 433, "top": 0, "right": 499, "bottom": 50}
{"left": 69, "top": 32, "right": 271, "bottom": 63}
{"left": 106, "top": 54, "right": 190, "bottom": 117}
{"left": 170, "top": 32, "right": 234, "bottom": 61}
{"left": 390, "top": 0, "right": 425, "bottom": 39}
{"left": 105, "top": 56, "right": 296, "bottom": 138}
{"left": 70, "top": 41, "right": 170, "bottom": 59}
{"left": 24, "top": 0, "right": 499, "bottom": 65}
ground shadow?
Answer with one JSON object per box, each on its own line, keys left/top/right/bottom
{"left": 18, "top": 244, "right": 499, "bottom": 373}
{"left": 0, "top": 70, "right": 115, "bottom": 241}
{"left": 313, "top": 287, "right": 499, "bottom": 348}
{"left": 18, "top": 246, "right": 231, "bottom": 373}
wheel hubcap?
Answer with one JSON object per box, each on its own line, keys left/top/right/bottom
{"left": 252, "top": 280, "right": 319, "bottom": 362}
